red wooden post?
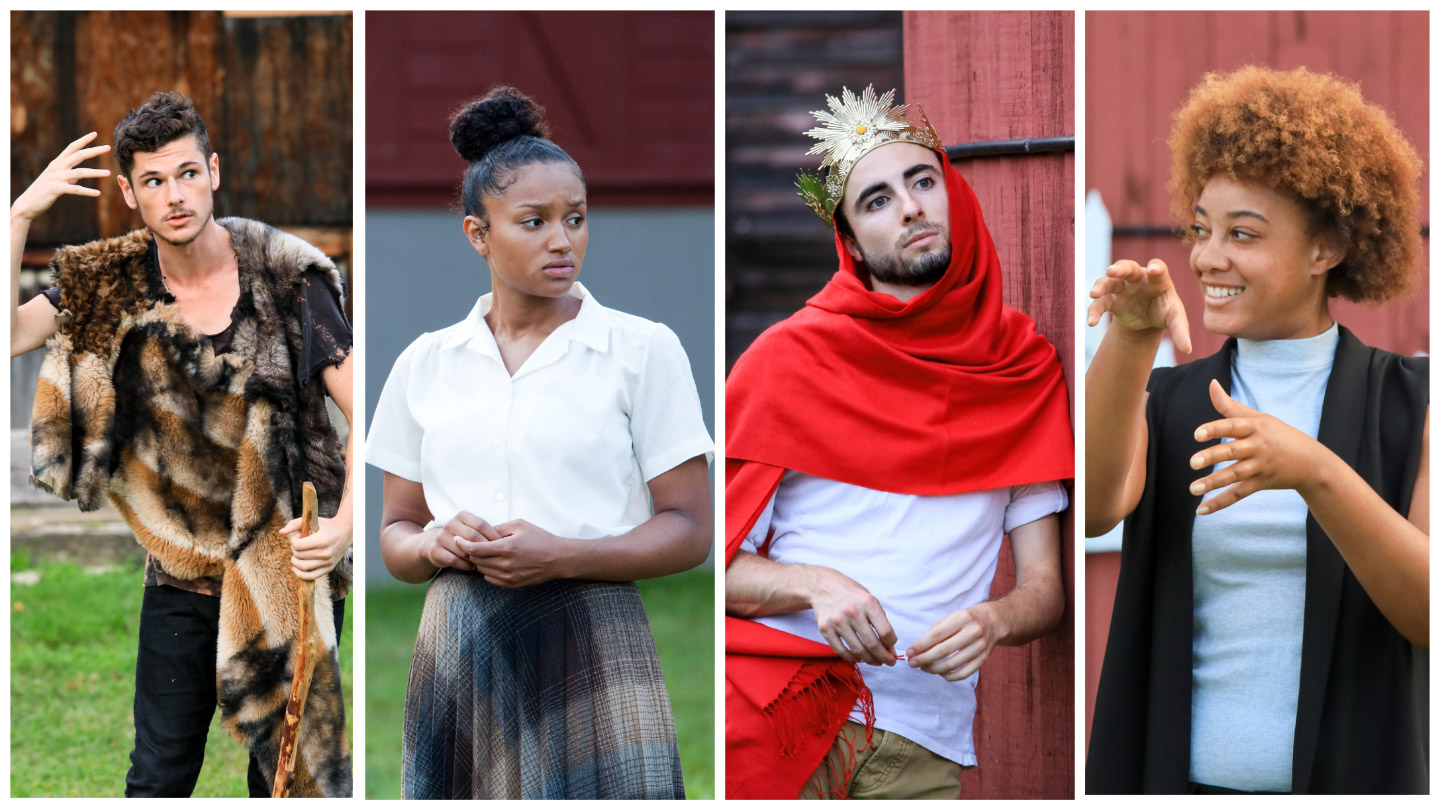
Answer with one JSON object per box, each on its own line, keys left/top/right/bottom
{"left": 904, "top": 11, "right": 1076, "bottom": 799}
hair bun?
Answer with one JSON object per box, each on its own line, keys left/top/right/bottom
{"left": 450, "top": 86, "right": 550, "bottom": 163}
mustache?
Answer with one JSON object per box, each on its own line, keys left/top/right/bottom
{"left": 897, "top": 222, "right": 946, "bottom": 248}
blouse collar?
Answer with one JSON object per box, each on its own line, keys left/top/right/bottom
{"left": 443, "top": 281, "right": 611, "bottom": 357}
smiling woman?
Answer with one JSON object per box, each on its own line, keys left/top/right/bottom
{"left": 1085, "top": 66, "right": 1428, "bottom": 795}
{"left": 1184, "top": 176, "right": 1343, "bottom": 341}
{"left": 366, "top": 86, "right": 714, "bottom": 800}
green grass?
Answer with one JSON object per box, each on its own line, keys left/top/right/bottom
{"left": 366, "top": 568, "right": 715, "bottom": 799}
{"left": 10, "top": 558, "right": 353, "bottom": 797}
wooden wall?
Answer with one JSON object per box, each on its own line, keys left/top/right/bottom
{"left": 1084, "top": 10, "right": 1431, "bottom": 757}
{"left": 724, "top": 11, "right": 904, "bottom": 369}
{"left": 366, "top": 11, "right": 713, "bottom": 209}
{"left": 11, "top": 11, "right": 353, "bottom": 245}
{"left": 906, "top": 10, "right": 1076, "bottom": 800}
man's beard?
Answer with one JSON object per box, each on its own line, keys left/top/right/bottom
{"left": 859, "top": 235, "right": 952, "bottom": 287}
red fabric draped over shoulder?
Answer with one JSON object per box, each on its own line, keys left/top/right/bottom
{"left": 725, "top": 461, "right": 873, "bottom": 799}
{"left": 723, "top": 155, "right": 1073, "bottom": 799}
{"left": 726, "top": 155, "right": 1072, "bottom": 496}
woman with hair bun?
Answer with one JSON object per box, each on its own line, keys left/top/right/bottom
{"left": 1085, "top": 66, "right": 1428, "bottom": 794}
{"left": 368, "top": 86, "right": 713, "bottom": 799}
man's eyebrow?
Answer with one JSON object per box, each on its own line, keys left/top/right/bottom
{"left": 137, "top": 161, "right": 202, "bottom": 179}
{"left": 852, "top": 180, "right": 893, "bottom": 211}
{"left": 903, "top": 163, "right": 937, "bottom": 180}
{"left": 852, "top": 164, "right": 940, "bottom": 212}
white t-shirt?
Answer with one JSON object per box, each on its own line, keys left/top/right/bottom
{"left": 740, "top": 471, "right": 1067, "bottom": 766}
{"left": 367, "top": 282, "right": 713, "bottom": 539}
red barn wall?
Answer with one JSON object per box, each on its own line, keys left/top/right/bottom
{"left": 905, "top": 10, "right": 1076, "bottom": 800}
{"left": 1084, "top": 9, "right": 1430, "bottom": 754}
{"left": 1086, "top": 10, "right": 1429, "bottom": 361}
{"left": 367, "top": 11, "right": 713, "bottom": 209}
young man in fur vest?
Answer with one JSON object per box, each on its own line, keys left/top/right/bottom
{"left": 10, "top": 92, "right": 353, "bottom": 797}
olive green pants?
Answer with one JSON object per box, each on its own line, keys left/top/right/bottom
{"left": 799, "top": 721, "right": 965, "bottom": 800}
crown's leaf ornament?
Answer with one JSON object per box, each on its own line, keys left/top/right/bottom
{"left": 795, "top": 85, "right": 945, "bottom": 228}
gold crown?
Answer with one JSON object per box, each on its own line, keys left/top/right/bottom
{"left": 796, "top": 85, "right": 945, "bottom": 228}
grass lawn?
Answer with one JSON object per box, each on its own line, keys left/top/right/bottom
{"left": 10, "top": 555, "right": 354, "bottom": 797}
{"left": 366, "top": 567, "right": 715, "bottom": 799}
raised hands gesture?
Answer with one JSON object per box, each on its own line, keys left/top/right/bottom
{"left": 1087, "top": 258, "right": 1193, "bottom": 354}
{"left": 12, "top": 132, "right": 111, "bottom": 223}
{"left": 12, "top": 133, "right": 115, "bottom": 355}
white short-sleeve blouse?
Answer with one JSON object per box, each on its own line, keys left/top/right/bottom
{"left": 367, "top": 282, "right": 713, "bottom": 540}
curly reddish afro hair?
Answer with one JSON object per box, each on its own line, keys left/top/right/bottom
{"left": 1168, "top": 66, "right": 1424, "bottom": 303}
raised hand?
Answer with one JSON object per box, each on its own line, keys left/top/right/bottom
{"left": 1087, "top": 258, "right": 1193, "bottom": 354}
{"left": 1188, "top": 379, "right": 1331, "bottom": 515}
{"left": 11, "top": 132, "right": 111, "bottom": 222}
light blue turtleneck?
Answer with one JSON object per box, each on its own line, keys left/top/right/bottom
{"left": 1188, "top": 322, "right": 1339, "bottom": 792}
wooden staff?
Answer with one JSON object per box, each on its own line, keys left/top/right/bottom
{"left": 272, "top": 482, "right": 321, "bottom": 798}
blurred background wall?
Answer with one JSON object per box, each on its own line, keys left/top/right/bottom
{"left": 364, "top": 10, "right": 716, "bottom": 586}
{"left": 726, "top": 10, "right": 1075, "bottom": 799}
{"left": 906, "top": 11, "right": 1075, "bottom": 800}
{"left": 725, "top": 11, "right": 903, "bottom": 369}
{"left": 1083, "top": 9, "right": 1430, "bottom": 755}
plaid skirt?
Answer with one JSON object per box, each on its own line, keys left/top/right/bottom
{"left": 402, "top": 571, "right": 685, "bottom": 799}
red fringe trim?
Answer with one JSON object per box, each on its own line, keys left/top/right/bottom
{"left": 761, "top": 661, "right": 875, "bottom": 799}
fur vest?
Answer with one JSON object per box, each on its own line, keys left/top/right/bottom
{"left": 30, "top": 217, "right": 351, "bottom": 797}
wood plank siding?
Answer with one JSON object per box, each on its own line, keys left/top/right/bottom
{"left": 906, "top": 11, "right": 1076, "bottom": 800}
{"left": 724, "top": 11, "right": 904, "bottom": 369}
{"left": 365, "top": 11, "right": 713, "bottom": 210}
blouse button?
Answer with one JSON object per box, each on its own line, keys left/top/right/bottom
{"left": 491, "top": 438, "right": 501, "bottom": 448}
{"left": 495, "top": 492, "right": 505, "bottom": 502}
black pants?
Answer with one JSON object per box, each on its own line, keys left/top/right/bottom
{"left": 124, "top": 585, "right": 346, "bottom": 798}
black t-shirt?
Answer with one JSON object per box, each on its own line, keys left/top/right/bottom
{"left": 40, "top": 257, "right": 351, "bottom": 384}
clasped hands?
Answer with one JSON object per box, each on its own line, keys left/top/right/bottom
{"left": 810, "top": 567, "right": 1001, "bottom": 682}
{"left": 425, "top": 511, "right": 564, "bottom": 588}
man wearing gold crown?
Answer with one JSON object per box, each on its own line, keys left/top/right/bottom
{"left": 724, "top": 86, "right": 1073, "bottom": 799}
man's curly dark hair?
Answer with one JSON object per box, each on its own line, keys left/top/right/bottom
{"left": 1168, "top": 66, "right": 1424, "bottom": 303}
{"left": 112, "top": 91, "right": 212, "bottom": 181}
